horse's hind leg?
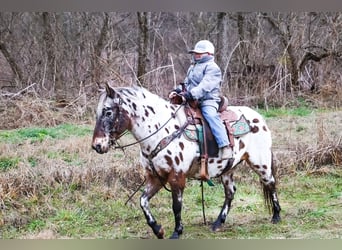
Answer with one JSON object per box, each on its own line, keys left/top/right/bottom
{"left": 250, "top": 153, "right": 281, "bottom": 224}
{"left": 212, "top": 173, "right": 236, "bottom": 232}
{"left": 140, "top": 173, "right": 165, "bottom": 239}
{"left": 262, "top": 180, "right": 281, "bottom": 223}
{"left": 262, "top": 154, "right": 281, "bottom": 223}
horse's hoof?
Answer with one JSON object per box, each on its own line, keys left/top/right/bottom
{"left": 169, "top": 232, "right": 179, "bottom": 239}
{"left": 154, "top": 225, "right": 165, "bottom": 239}
{"left": 211, "top": 222, "right": 222, "bottom": 232}
{"left": 271, "top": 215, "right": 281, "bottom": 224}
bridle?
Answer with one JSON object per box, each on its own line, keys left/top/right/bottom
{"left": 109, "top": 98, "right": 185, "bottom": 151}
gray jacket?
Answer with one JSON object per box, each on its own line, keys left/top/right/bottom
{"left": 178, "top": 55, "right": 222, "bottom": 107}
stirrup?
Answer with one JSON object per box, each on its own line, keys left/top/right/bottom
{"left": 200, "top": 157, "right": 209, "bottom": 181}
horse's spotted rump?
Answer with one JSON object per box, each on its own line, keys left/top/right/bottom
{"left": 253, "top": 118, "right": 259, "bottom": 123}
{"left": 165, "top": 127, "right": 170, "bottom": 134}
{"left": 251, "top": 125, "right": 259, "bottom": 133}
{"left": 132, "top": 102, "right": 137, "bottom": 111}
{"left": 239, "top": 140, "right": 245, "bottom": 150}
{"left": 167, "top": 149, "right": 172, "bottom": 155}
{"left": 179, "top": 142, "right": 184, "bottom": 150}
{"left": 262, "top": 165, "right": 267, "bottom": 169}
{"left": 209, "top": 159, "right": 215, "bottom": 164}
{"left": 263, "top": 125, "right": 268, "bottom": 132}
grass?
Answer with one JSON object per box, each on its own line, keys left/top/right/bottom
{"left": 0, "top": 156, "right": 19, "bottom": 171}
{"left": 1, "top": 168, "right": 340, "bottom": 239}
{"left": 0, "top": 123, "right": 92, "bottom": 144}
{"left": 0, "top": 108, "right": 341, "bottom": 239}
{"left": 258, "top": 106, "right": 313, "bottom": 118}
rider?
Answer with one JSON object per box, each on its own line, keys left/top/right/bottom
{"left": 169, "top": 40, "right": 232, "bottom": 160}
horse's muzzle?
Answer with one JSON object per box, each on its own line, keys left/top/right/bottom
{"left": 92, "top": 143, "right": 105, "bottom": 154}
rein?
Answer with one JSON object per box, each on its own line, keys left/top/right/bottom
{"left": 112, "top": 104, "right": 184, "bottom": 150}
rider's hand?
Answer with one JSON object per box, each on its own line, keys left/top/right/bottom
{"left": 168, "top": 91, "right": 178, "bottom": 99}
{"left": 181, "top": 91, "right": 193, "bottom": 101}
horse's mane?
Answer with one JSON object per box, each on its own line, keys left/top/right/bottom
{"left": 115, "top": 85, "right": 166, "bottom": 104}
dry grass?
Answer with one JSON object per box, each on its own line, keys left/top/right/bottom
{"left": 267, "top": 109, "right": 342, "bottom": 177}
{"left": 0, "top": 95, "right": 341, "bottom": 238}
{"left": 0, "top": 95, "right": 95, "bottom": 129}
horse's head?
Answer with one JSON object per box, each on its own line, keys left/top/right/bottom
{"left": 92, "top": 83, "right": 132, "bottom": 154}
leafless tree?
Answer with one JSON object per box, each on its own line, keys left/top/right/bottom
{"left": 0, "top": 12, "right": 341, "bottom": 108}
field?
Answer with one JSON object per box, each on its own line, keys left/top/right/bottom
{"left": 0, "top": 106, "right": 341, "bottom": 239}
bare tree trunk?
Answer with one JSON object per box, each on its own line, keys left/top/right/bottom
{"left": 262, "top": 13, "right": 298, "bottom": 90}
{"left": 42, "top": 12, "right": 64, "bottom": 98}
{"left": 91, "top": 13, "right": 109, "bottom": 88}
{"left": 0, "top": 42, "right": 23, "bottom": 84}
{"left": 216, "top": 13, "right": 229, "bottom": 79}
{"left": 137, "top": 12, "right": 151, "bottom": 87}
{"left": 237, "top": 12, "right": 249, "bottom": 66}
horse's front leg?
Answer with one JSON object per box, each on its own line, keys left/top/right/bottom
{"left": 212, "top": 173, "right": 236, "bottom": 232}
{"left": 140, "top": 173, "right": 165, "bottom": 239}
{"left": 169, "top": 171, "right": 186, "bottom": 239}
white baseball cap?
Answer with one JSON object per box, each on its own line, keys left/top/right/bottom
{"left": 188, "top": 40, "right": 215, "bottom": 54}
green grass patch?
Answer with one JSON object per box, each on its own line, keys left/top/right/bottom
{"left": 0, "top": 156, "right": 20, "bottom": 171}
{"left": 259, "top": 106, "right": 313, "bottom": 118}
{"left": 27, "top": 219, "right": 46, "bottom": 232}
{"left": 0, "top": 123, "right": 92, "bottom": 143}
{"left": 27, "top": 156, "right": 38, "bottom": 167}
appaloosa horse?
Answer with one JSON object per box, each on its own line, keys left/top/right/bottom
{"left": 92, "top": 83, "right": 281, "bottom": 239}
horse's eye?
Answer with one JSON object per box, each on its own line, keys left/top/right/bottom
{"left": 102, "top": 108, "right": 113, "bottom": 117}
{"left": 105, "top": 110, "right": 113, "bottom": 117}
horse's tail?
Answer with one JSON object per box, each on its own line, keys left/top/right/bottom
{"left": 261, "top": 152, "right": 277, "bottom": 214}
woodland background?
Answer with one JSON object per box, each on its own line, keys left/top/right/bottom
{"left": 0, "top": 12, "right": 341, "bottom": 239}
{"left": 0, "top": 12, "right": 342, "bottom": 129}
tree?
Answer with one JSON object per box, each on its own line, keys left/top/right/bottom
{"left": 137, "top": 12, "right": 151, "bottom": 87}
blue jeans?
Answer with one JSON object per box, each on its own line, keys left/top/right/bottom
{"left": 201, "top": 104, "right": 229, "bottom": 148}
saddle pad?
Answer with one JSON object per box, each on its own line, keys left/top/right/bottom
{"left": 231, "top": 115, "right": 250, "bottom": 136}
{"left": 184, "top": 125, "right": 203, "bottom": 142}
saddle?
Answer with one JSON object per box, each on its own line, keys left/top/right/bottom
{"left": 171, "top": 94, "right": 250, "bottom": 181}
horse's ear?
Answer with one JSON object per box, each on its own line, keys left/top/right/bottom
{"left": 105, "top": 82, "right": 115, "bottom": 98}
